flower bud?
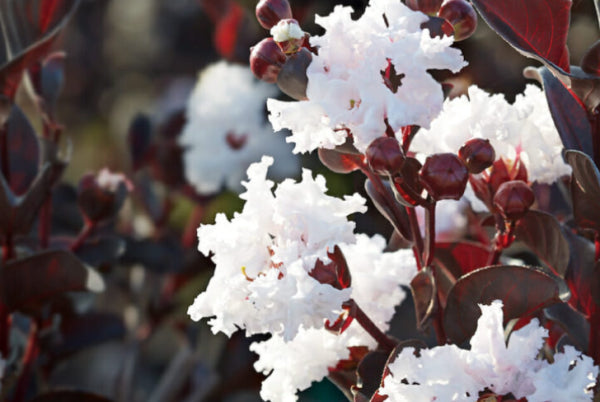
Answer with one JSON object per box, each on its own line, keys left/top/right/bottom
{"left": 405, "top": 0, "right": 444, "bottom": 15}
{"left": 255, "top": 0, "right": 292, "bottom": 30}
{"left": 488, "top": 158, "right": 528, "bottom": 195}
{"left": 77, "top": 169, "right": 133, "bottom": 224}
{"left": 493, "top": 180, "right": 535, "bottom": 221}
{"left": 458, "top": 138, "right": 495, "bottom": 174}
{"left": 366, "top": 137, "right": 405, "bottom": 175}
{"left": 270, "top": 19, "right": 305, "bottom": 55}
{"left": 250, "top": 37, "right": 287, "bottom": 83}
{"left": 438, "top": 0, "right": 478, "bottom": 41}
{"left": 419, "top": 153, "right": 468, "bottom": 200}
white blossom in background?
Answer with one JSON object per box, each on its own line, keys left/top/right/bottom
{"left": 188, "top": 156, "right": 367, "bottom": 341}
{"left": 379, "top": 301, "right": 598, "bottom": 402}
{"left": 267, "top": 0, "right": 467, "bottom": 154}
{"left": 179, "top": 62, "right": 299, "bottom": 194}
{"left": 251, "top": 234, "right": 418, "bottom": 402}
{"left": 416, "top": 198, "right": 468, "bottom": 242}
{"left": 411, "top": 85, "right": 571, "bottom": 184}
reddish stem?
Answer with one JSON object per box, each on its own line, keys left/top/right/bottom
{"left": 423, "top": 203, "right": 436, "bottom": 268}
{"left": 406, "top": 206, "right": 425, "bottom": 269}
{"left": 348, "top": 299, "right": 396, "bottom": 352}
{"left": 486, "top": 219, "right": 516, "bottom": 266}
{"left": 70, "top": 222, "right": 95, "bottom": 252}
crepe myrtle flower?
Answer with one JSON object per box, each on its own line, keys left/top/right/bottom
{"left": 250, "top": 234, "right": 417, "bottom": 402}
{"left": 187, "top": 156, "right": 367, "bottom": 341}
{"left": 378, "top": 301, "right": 598, "bottom": 402}
{"left": 267, "top": 0, "right": 467, "bottom": 154}
{"left": 178, "top": 61, "right": 299, "bottom": 195}
{"left": 411, "top": 85, "right": 571, "bottom": 185}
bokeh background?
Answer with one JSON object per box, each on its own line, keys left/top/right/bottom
{"left": 36, "top": 0, "right": 599, "bottom": 401}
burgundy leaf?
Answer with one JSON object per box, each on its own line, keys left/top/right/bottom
{"left": 514, "top": 210, "right": 570, "bottom": 276}
{"left": 470, "top": 0, "right": 571, "bottom": 72}
{"left": 524, "top": 67, "right": 594, "bottom": 159}
{"left": 563, "top": 229, "right": 600, "bottom": 316}
{"left": 318, "top": 147, "right": 364, "bottom": 174}
{"left": 364, "top": 179, "right": 413, "bottom": 243}
{"left": 564, "top": 150, "right": 600, "bottom": 233}
{"left": 331, "top": 245, "right": 351, "bottom": 289}
{"left": 443, "top": 265, "right": 567, "bottom": 345}
{"left": 581, "top": 40, "right": 600, "bottom": 76}
{"left": 277, "top": 47, "right": 312, "bottom": 101}
{"left": 354, "top": 350, "right": 390, "bottom": 401}
{"left": 0, "top": 250, "right": 104, "bottom": 314}
{"left": 74, "top": 235, "right": 126, "bottom": 267}
{"left": 410, "top": 268, "right": 436, "bottom": 330}
{"left": 0, "top": 0, "right": 80, "bottom": 98}
{"left": 1, "top": 105, "right": 40, "bottom": 196}
{"left": 434, "top": 241, "right": 493, "bottom": 278}
{"left": 544, "top": 303, "right": 589, "bottom": 352}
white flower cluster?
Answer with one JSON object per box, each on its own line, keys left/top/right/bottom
{"left": 267, "top": 0, "right": 466, "bottom": 154}
{"left": 179, "top": 62, "right": 299, "bottom": 195}
{"left": 411, "top": 85, "right": 571, "bottom": 184}
{"left": 187, "top": 156, "right": 367, "bottom": 341}
{"left": 379, "top": 301, "right": 598, "bottom": 401}
{"left": 250, "top": 233, "right": 418, "bottom": 402}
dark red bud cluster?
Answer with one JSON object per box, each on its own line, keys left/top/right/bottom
{"left": 250, "top": 38, "right": 287, "bottom": 83}
{"left": 493, "top": 180, "right": 535, "bottom": 221}
{"left": 419, "top": 153, "right": 468, "bottom": 200}
{"left": 437, "top": 0, "right": 478, "bottom": 41}
{"left": 405, "top": 0, "right": 443, "bottom": 15}
{"left": 366, "top": 137, "right": 405, "bottom": 175}
{"left": 458, "top": 138, "right": 495, "bottom": 174}
{"left": 255, "top": 0, "right": 292, "bottom": 29}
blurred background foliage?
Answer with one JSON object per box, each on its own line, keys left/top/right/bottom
{"left": 30, "top": 0, "right": 599, "bottom": 401}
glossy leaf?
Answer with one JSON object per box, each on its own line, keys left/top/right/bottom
{"left": 524, "top": 67, "right": 594, "bottom": 159}
{"left": 471, "top": 0, "right": 571, "bottom": 72}
{"left": 563, "top": 229, "right": 600, "bottom": 315}
{"left": 434, "top": 241, "right": 492, "bottom": 279}
{"left": 443, "top": 265, "right": 567, "bottom": 345}
{"left": 365, "top": 179, "right": 413, "bottom": 243}
{"left": 0, "top": 250, "right": 104, "bottom": 313}
{"left": 544, "top": 303, "right": 589, "bottom": 352}
{"left": 565, "top": 150, "right": 600, "bottom": 233}
{"left": 410, "top": 268, "right": 436, "bottom": 330}
{"left": 514, "top": 210, "right": 569, "bottom": 276}
{"left": 354, "top": 350, "right": 390, "bottom": 401}
{"left": 318, "top": 147, "right": 364, "bottom": 174}
{"left": 0, "top": 0, "right": 80, "bottom": 98}
{"left": 1, "top": 105, "right": 40, "bottom": 196}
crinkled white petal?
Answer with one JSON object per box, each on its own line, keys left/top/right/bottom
{"left": 412, "top": 85, "right": 571, "bottom": 185}
{"left": 267, "top": 0, "right": 466, "bottom": 153}
{"left": 250, "top": 233, "right": 418, "bottom": 402}
{"left": 271, "top": 19, "right": 304, "bottom": 42}
{"left": 188, "top": 156, "right": 367, "bottom": 341}
{"left": 179, "top": 61, "right": 299, "bottom": 194}
{"left": 379, "top": 301, "right": 598, "bottom": 401}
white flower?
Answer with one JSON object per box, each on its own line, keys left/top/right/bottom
{"left": 411, "top": 85, "right": 571, "bottom": 184}
{"left": 267, "top": 0, "right": 466, "bottom": 154}
{"left": 270, "top": 19, "right": 304, "bottom": 42}
{"left": 179, "top": 61, "right": 299, "bottom": 194}
{"left": 379, "top": 301, "right": 598, "bottom": 402}
{"left": 188, "top": 156, "right": 367, "bottom": 341}
{"left": 250, "top": 234, "right": 418, "bottom": 402}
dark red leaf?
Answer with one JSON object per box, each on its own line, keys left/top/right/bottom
{"left": 564, "top": 150, "right": 600, "bottom": 233}
{"left": 410, "top": 268, "right": 436, "bottom": 330}
{"left": 0, "top": 250, "right": 104, "bottom": 313}
{"left": 365, "top": 179, "right": 413, "bottom": 243}
{"left": 470, "top": 0, "right": 571, "bottom": 72}
{"left": 1, "top": 105, "right": 40, "bottom": 196}
{"left": 563, "top": 229, "right": 600, "bottom": 316}
{"left": 524, "top": 67, "right": 594, "bottom": 159}
{"left": 581, "top": 40, "right": 600, "bottom": 76}
{"left": 0, "top": 0, "right": 80, "bottom": 98}
{"left": 354, "top": 350, "right": 390, "bottom": 401}
{"left": 514, "top": 210, "right": 569, "bottom": 276}
{"left": 435, "top": 241, "right": 493, "bottom": 278}
{"left": 544, "top": 303, "right": 589, "bottom": 352}
{"left": 29, "top": 390, "right": 112, "bottom": 402}
{"left": 277, "top": 47, "right": 312, "bottom": 101}
{"left": 74, "top": 235, "right": 126, "bottom": 267}
{"left": 318, "top": 147, "right": 364, "bottom": 174}
{"left": 443, "top": 265, "right": 568, "bottom": 345}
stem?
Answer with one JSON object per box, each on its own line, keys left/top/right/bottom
{"left": 70, "top": 222, "right": 95, "bottom": 252}
{"left": 406, "top": 207, "right": 424, "bottom": 269}
{"left": 13, "top": 323, "right": 39, "bottom": 402}
{"left": 423, "top": 203, "right": 436, "bottom": 268}
{"left": 486, "top": 217, "right": 516, "bottom": 266}
{"left": 348, "top": 299, "right": 396, "bottom": 352}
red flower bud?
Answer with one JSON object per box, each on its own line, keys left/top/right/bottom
{"left": 405, "top": 0, "right": 444, "bottom": 15}
{"left": 255, "top": 0, "right": 292, "bottom": 30}
{"left": 419, "top": 153, "right": 468, "bottom": 200}
{"left": 458, "top": 138, "right": 496, "bottom": 174}
{"left": 438, "top": 0, "right": 478, "bottom": 41}
{"left": 493, "top": 180, "right": 535, "bottom": 221}
{"left": 250, "top": 37, "right": 287, "bottom": 83}
{"left": 78, "top": 169, "right": 132, "bottom": 224}
{"left": 366, "top": 137, "right": 405, "bottom": 175}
